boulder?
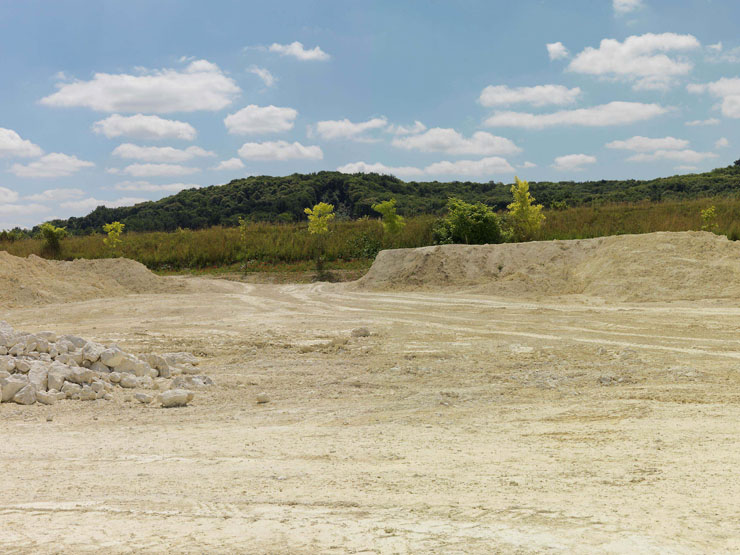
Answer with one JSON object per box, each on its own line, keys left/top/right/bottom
{"left": 61, "top": 382, "right": 82, "bottom": 399}
{"left": 1, "top": 375, "right": 28, "bottom": 402}
{"left": 82, "top": 342, "right": 104, "bottom": 363}
{"left": 135, "top": 393, "right": 153, "bottom": 404}
{"left": 159, "top": 389, "right": 194, "bottom": 408}
{"left": 28, "top": 364, "right": 48, "bottom": 391}
{"left": 119, "top": 374, "right": 138, "bottom": 388}
{"left": 0, "top": 356, "right": 15, "bottom": 373}
{"left": 67, "top": 367, "right": 94, "bottom": 385}
{"left": 14, "top": 359, "right": 31, "bottom": 373}
{"left": 100, "top": 348, "right": 125, "bottom": 368}
{"left": 36, "top": 390, "right": 57, "bottom": 405}
{"left": 13, "top": 384, "right": 36, "bottom": 405}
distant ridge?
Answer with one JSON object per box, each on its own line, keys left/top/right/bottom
{"left": 48, "top": 164, "right": 740, "bottom": 234}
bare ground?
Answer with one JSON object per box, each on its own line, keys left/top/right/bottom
{"left": 2, "top": 279, "right": 740, "bottom": 553}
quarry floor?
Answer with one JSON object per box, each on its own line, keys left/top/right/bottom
{"left": 2, "top": 279, "right": 740, "bottom": 553}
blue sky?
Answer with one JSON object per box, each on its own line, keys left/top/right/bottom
{"left": 1, "top": 0, "right": 739, "bottom": 229}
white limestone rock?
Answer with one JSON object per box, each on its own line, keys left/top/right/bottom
{"left": 13, "top": 384, "right": 36, "bottom": 405}
{"left": 36, "top": 390, "right": 57, "bottom": 405}
{"left": 100, "top": 348, "right": 125, "bottom": 367}
{"left": 1, "top": 375, "right": 28, "bottom": 402}
{"left": 159, "top": 389, "right": 194, "bottom": 408}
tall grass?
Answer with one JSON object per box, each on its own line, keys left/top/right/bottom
{"left": 1, "top": 198, "right": 737, "bottom": 270}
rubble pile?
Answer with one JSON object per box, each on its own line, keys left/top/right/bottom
{"left": 0, "top": 321, "right": 211, "bottom": 408}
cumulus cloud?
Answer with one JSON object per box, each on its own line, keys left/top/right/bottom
{"left": 0, "top": 202, "right": 49, "bottom": 216}
{"left": 391, "top": 128, "right": 521, "bottom": 156}
{"left": 688, "top": 77, "right": 740, "bottom": 118}
{"left": 92, "top": 114, "right": 197, "bottom": 140}
{"left": 627, "top": 150, "right": 718, "bottom": 163}
{"left": 685, "top": 118, "right": 720, "bottom": 126}
{"left": 338, "top": 156, "right": 516, "bottom": 178}
{"left": 24, "top": 188, "right": 85, "bottom": 202}
{"left": 238, "top": 140, "right": 323, "bottom": 160}
{"left": 605, "top": 136, "right": 689, "bottom": 152}
{"left": 213, "top": 158, "right": 245, "bottom": 171}
{"left": 10, "top": 153, "right": 94, "bottom": 178}
{"left": 0, "top": 187, "right": 19, "bottom": 203}
{"left": 568, "top": 33, "right": 701, "bottom": 90}
{"left": 519, "top": 161, "right": 537, "bottom": 169}
{"left": 224, "top": 105, "right": 297, "bottom": 135}
{"left": 547, "top": 42, "right": 569, "bottom": 60}
{"left": 386, "top": 121, "right": 426, "bottom": 135}
{"left": 41, "top": 59, "right": 240, "bottom": 113}
{"left": 121, "top": 163, "right": 200, "bottom": 177}
{"left": 248, "top": 66, "right": 276, "bottom": 87}
{"left": 479, "top": 84, "right": 581, "bottom": 107}
{"left": 60, "top": 197, "right": 147, "bottom": 213}
{"left": 112, "top": 144, "right": 214, "bottom": 163}
{"left": 336, "top": 161, "right": 424, "bottom": 178}
{"left": 613, "top": 0, "right": 643, "bottom": 15}
{"left": 112, "top": 181, "right": 200, "bottom": 192}
{"left": 715, "top": 137, "right": 730, "bottom": 148}
{"left": 484, "top": 101, "right": 667, "bottom": 129}
{"left": 552, "top": 154, "right": 597, "bottom": 171}
{"left": 0, "top": 128, "right": 43, "bottom": 158}
{"left": 268, "top": 41, "right": 330, "bottom": 61}
{"left": 314, "top": 117, "right": 388, "bottom": 140}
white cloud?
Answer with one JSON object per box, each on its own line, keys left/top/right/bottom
{"left": 688, "top": 77, "right": 740, "bottom": 118}
{"left": 386, "top": 121, "right": 426, "bottom": 135}
{"left": 479, "top": 84, "right": 581, "bottom": 107}
{"left": 314, "top": 117, "right": 388, "bottom": 140}
{"left": 41, "top": 59, "right": 240, "bottom": 113}
{"left": 336, "top": 161, "right": 424, "bottom": 178}
{"left": 24, "top": 188, "right": 85, "bottom": 202}
{"left": 0, "top": 187, "right": 19, "bottom": 203}
{"left": 213, "top": 158, "right": 245, "bottom": 171}
{"left": 337, "top": 156, "right": 516, "bottom": 178}
{"left": 112, "top": 144, "right": 214, "bottom": 163}
{"left": 60, "top": 197, "right": 147, "bottom": 213}
{"left": 392, "top": 128, "right": 521, "bottom": 156}
{"left": 568, "top": 33, "right": 700, "bottom": 90}
{"left": 552, "top": 154, "right": 597, "bottom": 171}
{"left": 547, "top": 42, "right": 569, "bottom": 60}
{"left": 10, "top": 153, "right": 94, "bottom": 178}
{"left": 268, "top": 41, "right": 330, "bottom": 61}
{"left": 613, "top": 0, "right": 643, "bottom": 15}
{"left": 715, "top": 137, "right": 730, "bottom": 148}
{"left": 248, "top": 66, "right": 276, "bottom": 87}
{"left": 519, "top": 161, "right": 537, "bottom": 169}
{"left": 238, "top": 140, "right": 323, "bottom": 160}
{"left": 605, "top": 136, "right": 689, "bottom": 152}
{"left": 685, "top": 118, "right": 720, "bottom": 126}
{"left": 224, "top": 105, "right": 297, "bottom": 135}
{"left": 0, "top": 203, "right": 49, "bottom": 216}
{"left": 426, "top": 156, "right": 515, "bottom": 176}
{"left": 113, "top": 181, "right": 200, "bottom": 192}
{"left": 122, "top": 163, "right": 200, "bottom": 177}
{"left": 708, "top": 42, "right": 723, "bottom": 52}
{"left": 0, "top": 128, "right": 44, "bottom": 158}
{"left": 92, "top": 114, "right": 196, "bottom": 141}
{"left": 484, "top": 101, "right": 667, "bottom": 129}
{"left": 627, "top": 149, "right": 718, "bottom": 163}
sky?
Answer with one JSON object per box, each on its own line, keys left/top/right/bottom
{"left": 1, "top": 0, "right": 739, "bottom": 229}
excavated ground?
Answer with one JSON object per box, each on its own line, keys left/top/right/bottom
{"left": 2, "top": 233, "right": 740, "bottom": 553}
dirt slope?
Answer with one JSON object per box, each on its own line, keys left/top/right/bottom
{"left": 0, "top": 252, "right": 186, "bottom": 308}
{"left": 356, "top": 231, "right": 740, "bottom": 301}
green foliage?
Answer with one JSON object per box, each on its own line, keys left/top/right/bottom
{"left": 0, "top": 228, "right": 28, "bottom": 242}
{"left": 507, "top": 176, "right": 545, "bottom": 242}
{"left": 102, "top": 221, "right": 125, "bottom": 251}
{"left": 38, "top": 222, "right": 67, "bottom": 257}
{"left": 372, "top": 198, "right": 406, "bottom": 234}
{"left": 304, "top": 202, "right": 335, "bottom": 235}
{"left": 700, "top": 205, "right": 719, "bottom": 233}
{"left": 432, "top": 197, "right": 503, "bottom": 245}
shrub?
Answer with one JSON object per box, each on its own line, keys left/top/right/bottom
{"left": 700, "top": 205, "right": 719, "bottom": 233}
{"left": 102, "top": 221, "right": 125, "bottom": 252}
{"left": 38, "top": 222, "right": 67, "bottom": 257}
{"left": 372, "top": 198, "right": 406, "bottom": 235}
{"left": 432, "top": 197, "right": 503, "bottom": 245}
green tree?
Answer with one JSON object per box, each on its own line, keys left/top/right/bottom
{"left": 506, "top": 176, "right": 545, "bottom": 242}
{"left": 102, "top": 221, "right": 125, "bottom": 252}
{"left": 700, "top": 205, "right": 719, "bottom": 233}
{"left": 372, "top": 198, "right": 406, "bottom": 235}
{"left": 304, "top": 202, "right": 335, "bottom": 278}
{"left": 432, "top": 197, "right": 503, "bottom": 245}
{"left": 38, "top": 222, "right": 67, "bottom": 258}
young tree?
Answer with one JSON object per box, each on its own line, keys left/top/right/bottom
{"left": 701, "top": 205, "right": 719, "bottom": 233}
{"left": 433, "top": 197, "right": 503, "bottom": 245}
{"left": 506, "top": 176, "right": 545, "bottom": 242}
{"left": 102, "top": 221, "right": 125, "bottom": 252}
{"left": 372, "top": 198, "right": 406, "bottom": 235}
{"left": 304, "top": 202, "right": 335, "bottom": 278}
{"left": 38, "top": 222, "right": 67, "bottom": 258}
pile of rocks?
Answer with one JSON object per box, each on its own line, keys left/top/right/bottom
{"left": 0, "top": 321, "right": 210, "bottom": 407}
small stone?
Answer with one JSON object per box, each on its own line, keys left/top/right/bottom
{"left": 108, "top": 372, "right": 122, "bottom": 384}
{"left": 103, "top": 393, "right": 113, "bottom": 401}
{"left": 159, "top": 389, "right": 194, "bottom": 408}
{"left": 119, "top": 374, "right": 138, "bottom": 388}
{"left": 135, "top": 393, "right": 153, "bottom": 404}
{"left": 46, "top": 415, "right": 54, "bottom": 422}
{"left": 256, "top": 392, "right": 270, "bottom": 404}
{"left": 351, "top": 327, "right": 371, "bottom": 338}
{"left": 36, "top": 390, "right": 57, "bottom": 405}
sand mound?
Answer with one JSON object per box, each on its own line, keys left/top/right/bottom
{"left": 355, "top": 231, "right": 740, "bottom": 302}
{"left": 0, "top": 252, "right": 186, "bottom": 308}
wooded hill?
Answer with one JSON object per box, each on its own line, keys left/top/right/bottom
{"left": 48, "top": 163, "right": 740, "bottom": 234}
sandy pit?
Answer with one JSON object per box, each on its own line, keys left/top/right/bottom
{"left": 2, "top": 232, "right": 740, "bottom": 553}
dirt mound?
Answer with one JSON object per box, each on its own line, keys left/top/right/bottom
{"left": 0, "top": 252, "right": 186, "bottom": 308}
{"left": 355, "top": 231, "right": 740, "bottom": 302}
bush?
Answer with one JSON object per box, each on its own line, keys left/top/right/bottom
{"left": 432, "top": 197, "right": 503, "bottom": 245}
{"left": 506, "top": 176, "right": 545, "bottom": 242}
{"left": 372, "top": 198, "right": 406, "bottom": 235}
{"left": 38, "top": 222, "right": 67, "bottom": 257}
